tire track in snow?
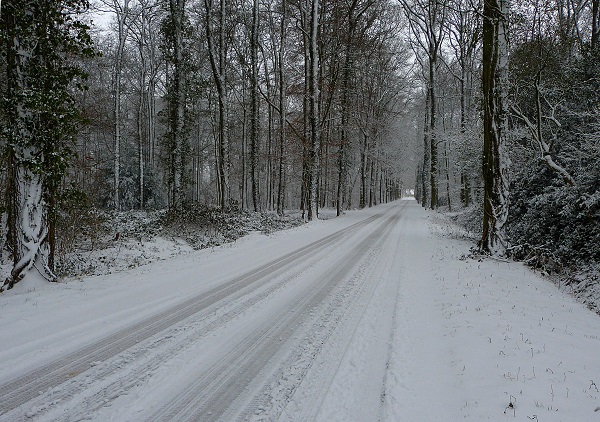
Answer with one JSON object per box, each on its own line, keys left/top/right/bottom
{"left": 146, "top": 206, "right": 403, "bottom": 422}
{"left": 247, "top": 202, "right": 407, "bottom": 422}
{"left": 0, "top": 212, "right": 385, "bottom": 421}
{"left": 30, "top": 219, "right": 360, "bottom": 422}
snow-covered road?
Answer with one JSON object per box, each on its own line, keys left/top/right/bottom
{"left": 1, "top": 200, "right": 599, "bottom": 421}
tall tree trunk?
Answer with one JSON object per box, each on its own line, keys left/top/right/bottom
{"left": 146, "top": 4, "right": 158, "bottom": 171}
{"left": 165, "top": 0, "right": 188, "bottom": 208}
{"left": 336, "top": 0, "right": 374, "bottom": 216}
{"left": 370, "top": 145, "right": 379, "bottom": 207}
{"left": 461, "top": 173, "right": 471, "bottom": 206}
{"left": 459, "top": 64, "right": 470, "bottom": 207}
{"left": 421, "top": 92, "right": 430, "bottom": 208}
{"left": 322, "top": 125, "right": 329, "bottom": 208}
{"left": 402, "top": 0, "right": 445, "bottom": 209}
{"left": 250, "top": 0, "right": 260, "bottom": 211}
{"left": 337, "top": 23, "right": 354, "bottom": 216}
{"left": 415, "top": 163, "right": 422, "bottom": 203}
{"left": 138, "top": 85, "right": 145, "bottom": 209}
{"left": 428, "top": 53, "right": 438, "bottom": 209}
{"left": 307, "top": 0, "right": 320, "bottom": 221}
{"left": 480, "top": 0, "right": 510, "bottom": 255}
{"left": 264, "top": 57, "right": 274, "bottom": 211}
{"left": 360, "top": 133, "right": 367, "bottom": 209}
{"left": 593, "top": 0, "right": 599, "bottom": 49}
{"left": 134, "top": 12, "right": 148, "bottom": 209}
{"left": 205, "top": 0, "right": 229, "bottom": 208}
{"left": 242, "top": 92, "right": 248, "bottom": 208}
{"left": 300, "top": 10, "right": 310, "bottom": 219}
{"left": 4, "top": 9, "right": 41, "bottom": 288}
{"left": 276, "top": 0, "right": 287, "bottom": 216}
{"left": 445, "top": 140, "right": 451, "bottom": 210}
{"left": 113, "top": 0, "right": 130, "bottom": 211}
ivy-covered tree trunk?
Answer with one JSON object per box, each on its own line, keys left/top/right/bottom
{"left": 2, "top": 3, "right": 49, "bottom": 290}
{"left": 1, "top": 0, "right": 93, "bottom": 290}
{"left": 480, "top": 0, "right": 510, "bottom": 255}
{"left": 164, "top": 0, "right": 188, "bottom": 208}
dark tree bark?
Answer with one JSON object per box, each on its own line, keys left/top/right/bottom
{"left": 276, "top": 0, "right": 288, "bottom": 216}
{"left": 204, "top": 0, "right": 229, "bottom": 209}
{"left": 249, "top": 0, "right": 260, "bottom": 211}
{"left": 480, "top": 0, "right": 509, "bottom": 255}
{"left": 421, "top": 92, "right": 430, "bottom": 208}
{"left": 428, "top": 52, "right": 438, "bottom": 209}
{"left": 164, "top": 0, "right": 188, "bottom": 208}
{"left": 1, "top": 0, "right": 93, "bottom": 289}
{"left": 307, "top": 0, "right": 320, "bottom": 221}
{"left": 592, "top": 0, "right": 599, "bottom": 49}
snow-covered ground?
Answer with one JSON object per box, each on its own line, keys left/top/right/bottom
{"left": 0, "top": 199, "right": 598, "bottom": 421}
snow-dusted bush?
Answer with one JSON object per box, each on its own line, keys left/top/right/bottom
{"left": 51, "top": 203, "right": 304, "bottom": 278}
{"left": 160, "top": 204, "right": 303, "bottom": 249}
{"left": 449, "top": 203, "right": 482, "bottom": 237}
{"left": 508, "top": 181, "right": 599, "bottom": 271}
{"left": 56, "top": 188, "right": 108, "bottom": 265}
{"left": 506, "top": 44, "right": 600, "bottom": 274}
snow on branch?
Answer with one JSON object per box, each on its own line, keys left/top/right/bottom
{"left": 510, "top": 103, "right": 576, "bottom": 187}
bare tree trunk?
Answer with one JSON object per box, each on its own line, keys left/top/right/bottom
{"left": 480, "top": 0, "right": 510, "bottom": 255}
{"left": 133, "top": 3, "right": 152, "bottom": 209}
{"left": 445, "top": 140, "right": 451, "bottom": 210}
{"left": 402, "top": 0, "right": 445, "bottom": 209}
{"left": 360, "top": 133, "right": 367, "bottom": 208}
{"left": 415, "top": 162, "right": 423, "bottom": 203}
{"left": 371, "top": 145, "right": 379, "bottom": 207}
{"left": 263, "top": 56, "right": 274, "bottom": 211}
{"left": 242, "top": 92, "right": 248, "bottom": 209}
{"left": 336, "top": 0, "right": 376, "bottom": 216}
{"left": 276, "top": 0, "right": 287, "bottom": 216}
{"left": 459, "top": 62, "right": 469, "bottom": 207}
{"left": 322, "top": 125, "right": 330, "bottom": 208}
{"left": 461, "top": 173, "right": 470, "bottom": 206}
{"left": 145, "top": 2, "right": 159, "bottom": 171}
{"left": 307, "top": 0, "right": 320, "bottom": 221}
{"left": 369, "top": 153, "right": 375, "bottom": 207}
{"left": 300, "top": 8, "right": 310, "bottom": 220}
{"left": 593, "top": 0, "right": 599, "bottom": 49}
{"left": 250, "top": 0, "right": 260, "bottom": 212}
{"left": 428, "top": 53, "right": 438, "bottom": 209}
{"left": 446, "top": 1, "right": 479, "bottom": 208}
{"left": 111, "top": 0, "right": 131, "bottom": 210}
{"left": 138, "top": 83, "right": 145, "bottom": 209}
{"left": 337, "top": 24, "right": 354, "bottom": 216}
{"left": 421, "top": 93, "right": 430, "bottom": 208}
{"left": 204, "top": 0, "right": 229, "bottom": 208}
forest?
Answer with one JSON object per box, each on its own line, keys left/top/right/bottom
{"left": 0, "top": 0, "right": 599, "bottom": 292}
